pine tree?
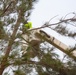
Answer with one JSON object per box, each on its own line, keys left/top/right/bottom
{"left": 0, "top": 0, "right": 76, "bottom": 75}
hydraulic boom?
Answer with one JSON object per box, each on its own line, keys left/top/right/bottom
{"left": 22, "top": 29, "right": 76, "bottom": 60}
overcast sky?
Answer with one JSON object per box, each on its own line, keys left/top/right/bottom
{"left": 29, "top": 0, "right": 76, "bottom": 59}
{"left": 30, "top": 0, "right": 76, "bottom": 26}
{"left": 30, "top": 0, "right": 76, "bottom": 45}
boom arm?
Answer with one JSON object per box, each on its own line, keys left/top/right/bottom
{"left": 22, "top": 29, "right": 76, "bottom": 60}
{"left": 35, "top": 30, "right": 76, "bottom": 60}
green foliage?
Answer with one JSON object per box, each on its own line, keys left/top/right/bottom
{"left": 0, "top": 21, "right": 5, "bottom": 39}
{"left": 0, "top": 0, "right": 76, "bottom": 75}
{"left": 14, "top": 69, "right": 25, "bottom": 75}
{"left": 54, "top": 21, "right": 76, "bottom": 38}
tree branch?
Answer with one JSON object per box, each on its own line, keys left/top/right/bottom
{"left": 28, "top": 18, "right": 76, "bottom": 31}
{"left": 0, "top": 0, "right": 15, "bottom": 16}
{"left": 0, "top": 10, "right": 22, "bottom": 75}
{"left": 10, "top": 60, "right": 69, "bottom": 75}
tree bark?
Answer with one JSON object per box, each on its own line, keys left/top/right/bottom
{"left": 0, "top": 11, "right": 22, "bottom": 75}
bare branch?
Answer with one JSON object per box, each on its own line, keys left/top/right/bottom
{"left": 0, "top": 10, "right": 22, "bottom": 75}
{"left": 28, "top": 18, "right": 76, "bottom": 32}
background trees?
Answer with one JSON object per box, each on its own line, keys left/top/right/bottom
{"left": 0, "top": 0, "right": 76, "bottom": 75}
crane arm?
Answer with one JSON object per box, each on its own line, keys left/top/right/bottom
{"left": 22, "top": 29, "right": 76, "bottom": 60}
{"left": 34, "top": 30, "right": 76, "bottom": 60}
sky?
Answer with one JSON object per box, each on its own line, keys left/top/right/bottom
{"left": 30, "top": 0, "right": 76, "bottom": 27}
{"left": 30, "top": 0, "right": 76, "bottom": 45}
{"left": 29, "top": 0, "right": 76, "bottom": 60}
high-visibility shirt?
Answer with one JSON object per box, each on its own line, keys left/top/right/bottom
{"left": 24, "top": 22, "right": 32, "bottom": 29}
